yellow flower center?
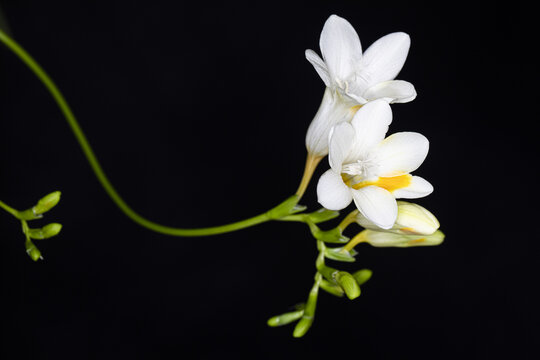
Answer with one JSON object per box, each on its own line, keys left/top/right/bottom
{"left": 342, "top": 173, "right": 412, "bottom": 193}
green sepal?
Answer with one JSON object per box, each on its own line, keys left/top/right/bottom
{"left": 316, "top": 264, "right": 338, "bottom": 283}
{"left": 28, "top": 223, "right": 62, "bottom": 240}
{"left": 335, "top": 271, "right": 361, "bottom": 300}
{"left": 266, "top": 195, "right": 305, "bottom": 220}
{"left": 267, "top": 309, "right": 304, "bottom": 327}
{"left": 324, "top": 247, "right": 356, "bottom": 262}
{"left": 306, "top": 208, "right": 340, "bottom": 224}
{"left": 25, "top": 239, "right": 42, "bottom": 261}
{"left": 320, "top": 279, "right": 344, "bottom": 297}
{"left": 352, "top": 269, "right": 373, "bottom": 286}
{"left": 17, "top": 208, "right": 42, "bottom": 221}
{"left": 311, "top": 226, "right": 349, "bottom": 244}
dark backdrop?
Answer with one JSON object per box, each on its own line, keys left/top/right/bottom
{"left": 0, "top": 1, "right": 533, "bottom": 359}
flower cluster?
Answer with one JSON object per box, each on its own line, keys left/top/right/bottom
{"left": 269, "top": 15, "right": 444, "bottom": 337}
{"left": 307, "top": 15, "right": 440, "bottom": 238}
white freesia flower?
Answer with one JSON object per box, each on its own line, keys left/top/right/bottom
{"left": 356, "top": 201, "right": 440, "bottom": 235}
{"left": 316, "top": 100, "right": 433, "bottom": 229}
{"left": 305, "top": 14, "right": 417, "bottom": 157}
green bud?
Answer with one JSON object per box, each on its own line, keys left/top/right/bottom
{"left": 33, "top": 191, "right": 61, "bottom": 215}
{"left": 324, "top": 247, "right": 356, "bottom": 262}
{"left": 320, "top": 279, "right": 344, "bottom": 297}
{"left": 28, "top": 223, "right": 63, "bottom": 240}
{"left": 267, "top": 310, "right": 304, "bottom": 327}
{"left": 267, "top": 195, "right": 305, "bottom": 220}
{"left": 335, "top": 271, "right": 361, "bottom": 300}
{"left": 352, "top": 269, "right": 373, "bottom": 286}
{"left": 306, "top": 208, "right": 340, "bottom": 224}
{"left": 25, "top": 240, "right": 42, "bottom": 261}
{"left": 293, "top": 316, "right": 313, "bottom": 338}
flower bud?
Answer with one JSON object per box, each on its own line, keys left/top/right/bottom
{"left": 292, "top": 276, "right": 321, "bottom": 338}
{"left": 267, "top": 310, "right": 304, "bottom": 327}
{"left": 293, "top": 316, "right": 314, "bottom": 338}
{"left": 25, "top": 240, "right": 42, "bottom": 261}
{"left": 356, "top": 201, "right": 439, "bottom": 235}
{"left": 28, "top": 223, "right": 62, "bottom": 239}
{"left": 352, "top": 269, "right": 373, "bottom": 286}
{"left": 363, "top": 229, "right": 445, "bottom": 247}
{"left": 33, "top": 191, "right": 61, "bottom": 216}
{"left": 335, "top": 271, "right": 361, "bottom": 300}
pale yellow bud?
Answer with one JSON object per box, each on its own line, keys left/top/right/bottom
{"left": 363, "top": 229, "right": 445, "bottom": 248}
{"left": 356, "top": 201, "right": 439, "bottom": 235}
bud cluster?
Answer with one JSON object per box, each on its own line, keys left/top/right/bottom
{"left": 7, "top": 191, "right": 63, "bottom": 261}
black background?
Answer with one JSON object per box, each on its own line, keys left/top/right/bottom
{"left": 0, "top": 1, "right": 534, "bottom": 359}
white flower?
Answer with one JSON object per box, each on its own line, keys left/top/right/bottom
{"left": 305, "top": 14, "right": 417, "bottom": 157}
{"left": 356, "top": 201, "right": 440, "bottom": 235}
{"left": 316, "top": 100, "right": 433, "bottom": 229}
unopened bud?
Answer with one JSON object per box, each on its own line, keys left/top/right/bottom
{"left": 267, "top": 310, "right": 304, "bottom": 327}
{"left": 293, "top": 316, "right": 314, "bottom": 338}
{"left": 363, "top": 229, "right": 445, "bottom": 247}
{"left": 25, "top": 240, "right": 42, "bottom": 261}
{"left": 33, "top": 191, "right": 61, "bottom": 216}
{"left": 28, "top": 223, "right": 63, "bottom": 240}
{"left": 356, "top": 201, "right": 439, "bottom": 235}
{"left": 352, "top": 269, "right": 373, "bottom": 286}
{"left": 335, "top": 271, "right": 360, "bottom": 300}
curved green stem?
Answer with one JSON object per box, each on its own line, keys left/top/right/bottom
{"left": 0, "top": 29, "right": 283, "bottom": 237}
{"left": 0, "top": 199, "right": 19, "bottom": 218}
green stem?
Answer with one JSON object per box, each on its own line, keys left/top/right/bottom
{"left": 0, "top": 199, "right": 19, "bottom": 218}
{"left": 0, "top": 29, "right": 279, "bottom": 237}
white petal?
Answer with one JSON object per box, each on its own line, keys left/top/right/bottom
{"left": 317, "top": 170, "right": 353, "bottom": 210}
{"left": 363, "top": 80, "right": 417, "bottom": 103}
{"left": 320, "top": 15, "right": 362, "bottom": 82}
{"left": 393, "top": 176, "right": 433, "bottom": 199}
{"left": 375, "top": 132, "right": 429, "bottom": 177}
{"left": 360, "top": 32, "right": 411, "bottom": 86}
{"left": 346, "top": 100, "right": 392, "bottom": 161}
{"left": 328, "top": 122, "right": 355, "bottom": 173}
{"left": 305, "top": 49, "right": 331, "bottom": 87}
{"left": 305, "top": 87, "right": 358, "bottom": 157}
{"left": 351, "top": 186, "right": 397, "bottom": 229}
